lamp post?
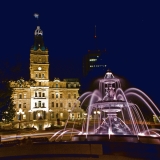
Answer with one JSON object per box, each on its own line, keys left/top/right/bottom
{"left": 28, "top": 110, "right": 32, "bottom": 121}
{"left": 2, "top": 111, "right": 8, "bottom": 124}
{"left": 49, "top": 109, "right": 53, "bottom": 121}
{"left": 82, "top": 113, "right": 87, "bottom": 133}
{"left": 68, "top": 109, "right": 71, "bottom": 120}
{"left": 17, "top": 108, "right": 24, "bottom": 129}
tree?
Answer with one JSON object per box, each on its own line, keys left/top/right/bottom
{"left": 0, "top": 81, "right": 16, "bottom": 123}
{"left": 0, "top": 54, "right": 25, "bottom": 123}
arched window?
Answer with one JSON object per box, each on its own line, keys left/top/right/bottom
{"left": 35, "top": 92, "right": 37, "bottom": 97}
{"left": 42, "top": 93, "right": 45, "bottom": 97}
{"left": 56, "top": 94, "right": 58, "bottom": 98}
{"left": 39, "top": 73, "right": 41, "bottom": 78}
{"left": 19, "top": 94, "right": 22, "bottom": 99}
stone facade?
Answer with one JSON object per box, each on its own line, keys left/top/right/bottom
{"left": 10, "top": 26, "right": 84, "bottom": 130}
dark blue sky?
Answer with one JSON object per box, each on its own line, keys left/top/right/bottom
{"left": 0, "top": 1, "right": 160, "bottom": 106}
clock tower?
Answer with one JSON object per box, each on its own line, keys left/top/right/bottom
{"left": 29, "top": 25, "right": 50, "bottom": 118}
{"left": 30, "top": 26, "right": 49, "bottom": 81}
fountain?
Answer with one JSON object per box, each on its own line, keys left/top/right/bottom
{"left": 72, "top": 70, "right": 160, "bottom": 143}
{"left": 50, "top": 70, "right": 160, "bottom": 144}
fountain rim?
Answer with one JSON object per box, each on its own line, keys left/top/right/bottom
{"left": 89, "top": 101, "right": 135, "bottom": 109}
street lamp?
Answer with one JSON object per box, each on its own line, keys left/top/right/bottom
{"left": 28, "top": 110, "right": 32, "bottom": 121}
{"left": 17, "top": 108, "right": 24, "bottom": 129}
{"left": 49, "top": 109, "right": 53, "bottom": 121}
{"left": 82, "top": 113, "right": 87, "bottom": 133}
{"left": 2, "top": 111, "right": 8, "bottom": 123}
{"left": 68, "top": 109, "right": 71, "bottom": 120}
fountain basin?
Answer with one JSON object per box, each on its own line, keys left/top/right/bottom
{"left": 72, "top": 135, "right": 160, "bottom": 144}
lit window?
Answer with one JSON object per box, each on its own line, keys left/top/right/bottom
{"left": 38, "top": 101, "right": 41, "bottom": 107}
{"left": 89, "top": 59, "right": 97, "bottom": 61}
{"left": 23, "top": 115, "right": 26, "bottom": 120}
{"left": 14, "top": 94, "right": 17, "bottom": 99}
{"left": 60, "top": 113, "right": 63, "bottom": 118}
{"left": 51, "top": 112, "right": 54, "bottom": 118}
{"left": 18, "top": 115, "right": 21, "bottom": 120}
{"left": 23, "top": 103, "right": 26, "bottom": 108}
{"left": 19, "top": 94, "right": 22, "bottom": 99}
{"left": 24, "top": 94, "right": 26, "bottom": 98}
{"left": 19, "top": 104, "right": 21, "bottom": 108}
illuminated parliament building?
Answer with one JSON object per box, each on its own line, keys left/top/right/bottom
{"left": 10, "top": 25, "right": 83, "bottom": 130}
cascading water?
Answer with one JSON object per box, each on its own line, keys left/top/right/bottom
{"left": 77, "top": 70, "right": 160, "bottom": 141}
{"left": 51, "top": 70, "right": 160, "bottom": 142}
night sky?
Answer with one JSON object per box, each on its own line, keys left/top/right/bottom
{"left": 0, "top": 1, "right": 160, "bottom": 107}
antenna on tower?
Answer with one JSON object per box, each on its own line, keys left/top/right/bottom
{"left": 94, "top": 25, "right": 98, "bottom": 49}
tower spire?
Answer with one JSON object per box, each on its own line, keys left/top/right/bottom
{"left": 32, "top": 13, "right": 46, "bottom": 51}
